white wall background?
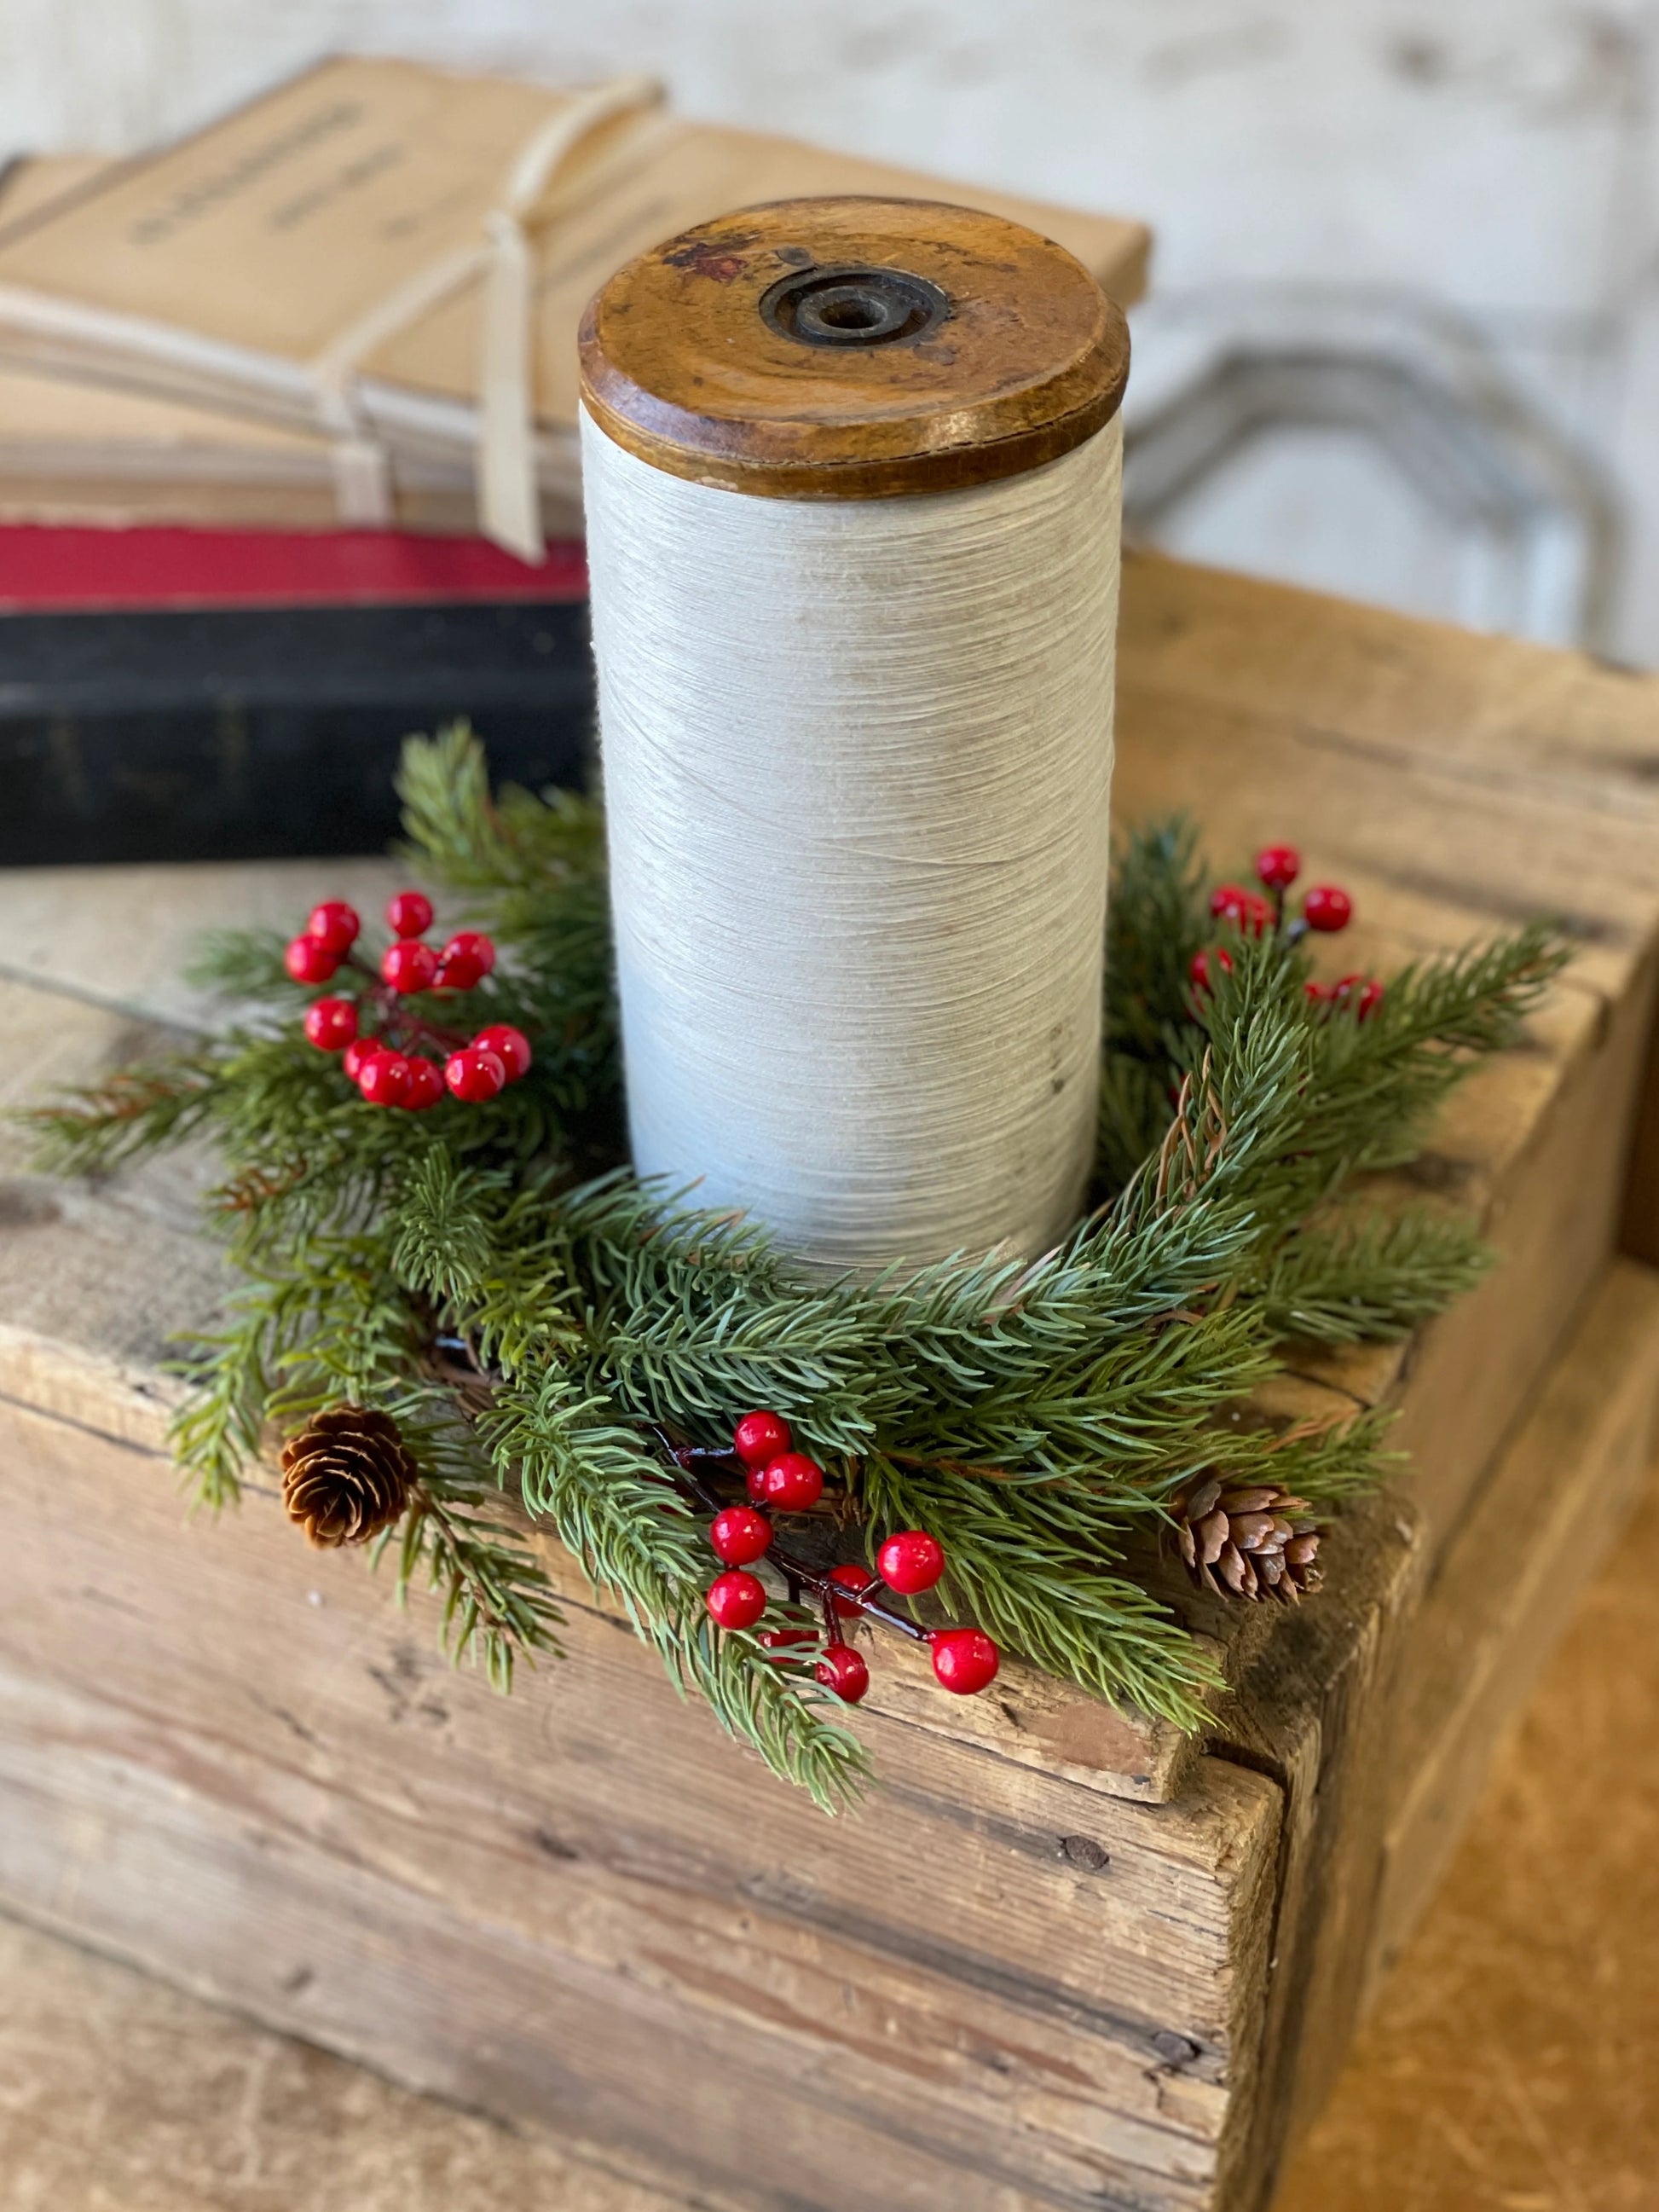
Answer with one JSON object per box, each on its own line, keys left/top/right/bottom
{"left": 3, "top": 0, "right": 1656, "bottom": 657}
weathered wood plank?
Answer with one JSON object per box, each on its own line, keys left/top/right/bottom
{"left": 0, "top": 1724, "right": 1227, "bottom": 2212}
{"left": 1368, "top": 1259, "right": 1659, "bottom": 1995}
{"left": 0, "top": 1387, "right": 1282, "bottom": 2212}
{"left": 6, "top": 1711, "right": 1211, "bottom": 2212}
{"left": 1117, "top": 553, "right": 1659, "bottom": 816}
{"left": 0, "top": 1390, "right": 1275, "bottom": 2023}
{"left": 1379, "top": 948, "right": 1656, "bottom": 1542}
{"left": 853, "top": 1627, "right": 1200, "bottom": 1804}
{"left": 0, "top": 856, "right": 406, "bottom": 1030}
{"left": 4, "top": 1256, "right": 1653, "bottom": 2212}
{"left": 1224, "top": 1258, "right": 1659, "bottom": 2212}
{"left": 1208, "top": 1492, "right": 1419, "bottom": 2212}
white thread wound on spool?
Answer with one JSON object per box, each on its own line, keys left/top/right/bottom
{"left": 581, "top": 405, "right": 1122, "bottom": 1276}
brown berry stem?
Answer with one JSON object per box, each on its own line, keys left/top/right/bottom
{"left": 656, "top": 1432, "right": 928, "bottom": 1643}
{"left": 396, "top": 1013, "right": 473, "bottom": 1053}
{"left": 338, "top": 957, "right": 473, "bottom": 1057}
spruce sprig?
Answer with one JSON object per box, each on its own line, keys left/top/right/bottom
{"left": 384, "top": 1387, "right": 568, "bottom": 1692}
{"left": 22, "top": 726, "right": 1568, "bottom": 1808}
{"left": 1255, "top": 1210, "right": 1493, "bottom": 1346}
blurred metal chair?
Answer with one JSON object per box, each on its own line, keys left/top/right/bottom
{"left": 1124, "top": 287, "right": 1619, "bottom": 651}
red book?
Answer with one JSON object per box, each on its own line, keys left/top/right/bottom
{"left": 0, "top": 524, "right": 588, "bottom": 613}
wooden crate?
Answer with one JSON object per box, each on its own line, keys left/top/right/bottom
{"left": 3, "top": 553, "right": 1659, "bottom": 2212}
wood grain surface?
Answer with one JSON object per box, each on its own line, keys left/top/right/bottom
{"left": 9, "top": 1441, "right": 1657, "bottom": 2212}
{"left": 579, "top": 197, "right": 1130, "bottom": 496}
{"left": 4, "top": 552, "right": 1659, "bottom": 2210}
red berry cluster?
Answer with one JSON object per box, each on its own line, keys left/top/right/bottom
{"left": 1187, "top": 845, "right": 1384, "bottom": 1018}
{"left": 286, "top": 895, "right": 535, "bottom": 1109}
{"left": 691, "top": 1410, "right": 1000, "bottom": 1702}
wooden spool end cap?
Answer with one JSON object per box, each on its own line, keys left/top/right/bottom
{"left": 578, "top": 195, "right": 1130, "bottom": 499}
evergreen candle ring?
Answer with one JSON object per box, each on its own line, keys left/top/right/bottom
{"left": 27, "top": 723, "right": 1564, "bottom": 1811}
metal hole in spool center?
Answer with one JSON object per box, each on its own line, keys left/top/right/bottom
{"left": 760, "top": 263, "right": 951, "bottom": 349}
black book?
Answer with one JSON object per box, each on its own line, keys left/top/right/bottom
{"left": 0, "top": 529, "right": 594, "bottom": 866}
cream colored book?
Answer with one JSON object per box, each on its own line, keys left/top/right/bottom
{"left": 0, "top": 360, "right": 539, "bottom": 536}
{"left": 0, "top": 153, "right": 575, "bottom": 533}
{"left": 0, "top": 57, "right": 1148, "bottom": 555}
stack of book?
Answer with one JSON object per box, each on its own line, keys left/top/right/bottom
{"left": 0, "top": 56, "right": 1147, "bottom": 860}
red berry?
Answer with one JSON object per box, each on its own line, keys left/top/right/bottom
{"left": 444, "top": 1047, "right": 507, "bottom": 1103}
{"left": 1242, "top": 893, "right": 1274, "bottom": 935}
{"left": 827, "top": 1563, "right": 876, "bottom": 1618}
{"left": 733, "top": 1410, "right": 791, "bottom": 1468}
{"left": 709, "top": 1505, "right": 772, "bottom": 1566}
{"left": 471, "top": 1023, "right": 532, "bottom": 1082}
{"left": 356, "top": 1049, "right": 411, "bottom": 1108}
{"left": 285, "top": 934, "right": 339, "bottom": 985}
{"left": 342, "top": 1035, "right": 380, "bottom": 1083}
{"left": 402, "top": 1055, "right": 446, "bottom": 1109}
{"left": 1304, "top": 980, "right": 1334, "bottom": 1006}
{"left": 305, "top": 900, "right": 360, "bottom": 954}
{"left": 928, "top": 1627, "right": 1001, "bottom": 1695}
{"left": 1211, "top": 886, "right": 1272, "bottom": 937}
{"left": 706, "top": 1570, "right": 766, "bottom": 1630}
{"left": 1303, "top": 884, "right": 1353, "bottom": 934}
{"left": 381, "top": 940, "right": 439, "bottom": 995}
{"left": 385, "top": 889, "right": 434, "bottom": 939}
{"left": 435, "top": 951, "right": 485, "bottom": 992}
{"left": 816, "top": 1644, "right": 870, "bottom": 1704}
{"left": 876, "top": 1529, "right": 945, "bottom": 1595}
{"left": 436, "top": 932, "right": 495, "bottom": 990}
{"left": 303, "top": 996, "right": 358, "bottom": 1051}
{"left": 1189, "top": 947, "right": 1234, "bottom": 996}
{"left": 1254, "top": 844, "right": 1301, "bottom": 891}
{"left": 1333, "top": 974, "right": 1384, "bottom": 1022}
{"left": 758, "top": 1451, "right": 824, "bottom": 1512}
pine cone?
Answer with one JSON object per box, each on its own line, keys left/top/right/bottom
{"left": 1172, "top": 1474, "right": 1324, "bottom": 1603}
{"left": 280, "top": 1406, "right": 416, "bottom": 1548}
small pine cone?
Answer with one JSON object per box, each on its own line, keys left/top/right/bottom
{"left": 280, "top": 1405, "right": 416, "bottom": 1549}
{"left": 1172, "top": 1474, "right": 1324, "bottom": 1603}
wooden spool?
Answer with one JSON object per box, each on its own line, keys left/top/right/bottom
{"left": 578, "top": 195, "right": 1130, "bottom": 498}
{"left": 576, "top": 197, "right": 1131, "bottom": 1268}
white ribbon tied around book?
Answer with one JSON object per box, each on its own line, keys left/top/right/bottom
{"left": 0, "top": 76, "right": 662, "bottom": 562}
{"left": 309, "top": 73, "right": 662, "bottom": 556}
